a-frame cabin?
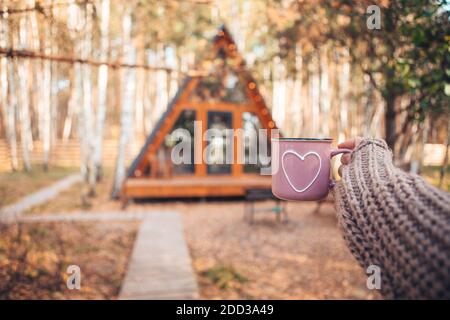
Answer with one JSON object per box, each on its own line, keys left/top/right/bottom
{"left": 122, "top": 26, "right": 279, "bottom": 200}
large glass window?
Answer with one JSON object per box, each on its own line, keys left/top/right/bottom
{"left": 156, "top": 109, "right": 196, "bottom": 176}
{"left": 206, "top": 111, "right": 233, "bottom": 175}
{"left": 242, "top": 112, "right": 270, "bottom": 173}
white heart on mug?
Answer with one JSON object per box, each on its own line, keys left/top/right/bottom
{"left": 281, "top": 150, "right": 322, "bottom": 193}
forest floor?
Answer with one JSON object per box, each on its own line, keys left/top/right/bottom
{"left": 0, "top": 221, "right": 138, "bottom": 299}
{"left": 2, "top": 164, "right": 448, "bottom": 299}
{"left": 0, "top": 166, "right": 78, "bottom": 207}
{"left": 14, "top": 170, "right": 380, "bottom": 299}
{"left": 0, "top": 168, "right": 137, "bottom": 300}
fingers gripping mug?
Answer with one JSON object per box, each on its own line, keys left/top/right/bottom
{"left": 271, "top": 138, "right": 351, "bottom": 201}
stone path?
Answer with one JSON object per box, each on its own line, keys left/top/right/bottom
{"left": 0, "top": 174, "right": 81, "bottom": 222}
{"left": 119, "top": 211, "right": 199, "bottom": 300}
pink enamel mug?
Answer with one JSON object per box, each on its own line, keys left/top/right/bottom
{"left": 271, "top": 138, "right": 351, "bottom": 201}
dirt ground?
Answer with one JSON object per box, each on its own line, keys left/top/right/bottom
{"left": 0, "top": 221, "right": 138, "bottom": 299}
{"left": 118, "top": 199, "right": 380, "bottom": 300}
{"left": 17, "top": 190, "right": 380, "bottom": 299}
{"left": 4, "top": 169, "right": 383, "bottom": 299}
{"left": 0, "top": 166, "right": 78, "bottom": 207}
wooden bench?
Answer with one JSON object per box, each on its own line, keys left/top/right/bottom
{"left": 244, "top": 189, "right": 288, "bottom": 223}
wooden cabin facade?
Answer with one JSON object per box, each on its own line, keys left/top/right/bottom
{"left": 122, "top": 26, "right": 279, "bottom": 200}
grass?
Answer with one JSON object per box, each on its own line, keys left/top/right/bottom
{"left": 421, "top": 165, "right": 450, "bottom": 192}
{"left": 22, "top": 168, "right": 119, "bottom": 215}
{"left": 0, "top": 165, "right": 78, "bottom": 207}
{"left": 203, "top": 265, "right": 248, "bottom": 290}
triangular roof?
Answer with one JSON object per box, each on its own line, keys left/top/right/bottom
{"left": 126, "top": 25, "right": 279, "bottom": 178}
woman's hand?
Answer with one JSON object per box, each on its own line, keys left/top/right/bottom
{"left": 337, "top": 137, "right": 362, "bottom": 177}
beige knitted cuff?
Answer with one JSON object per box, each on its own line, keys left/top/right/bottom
{"left": 351, "top": 138, "right": 392, "bottom": 160}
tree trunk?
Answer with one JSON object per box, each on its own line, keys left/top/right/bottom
{"left": 0, "top": 8, "right": 19, "bottom": 171}
{"left": 384, "top": 94, "right": 397, "bottom": 151}
{"left": 156, "top": 44, "right": 168, "bottom": 116}
{"left": 63, "top": 69, "right": 76, "bottom": 141}
{"left": 272, "top": 56, "right": 286, "bottom": 132}
{"left": 310, "top": 55, "right": 319, "bottom": 136}
{"left": 300, "top": 63, "right": 310, "bottom": 137}
{"left": 439, "top": 117, "right": 450, "bottom": 188}
{"left": 111, "top": 9, "right": 136, "bottom": 199}
{"left": 146, "top": 49, "right": 158, "bottom": 131}
{"left": 50, "top": 6, "right": 59, "bottom": 149}
{"left": 292, "top": 43, "right": 303, "bottom": 137}
{"left": 93, "top": 0, "right": 110, "bottom": 182}
{"left": 41, "top": 17, "right": 52, "bottom": 171}
{"left": 17, "top": 10, "right": 32, "bottom": 172}
{"left": 319, "top": 47, "right": 330, "bottom": 137}
{"left": 134, "top": 44, "right": 145, "bottom": 138}
{"left": 68, "top": 2, "right": 87, "bottom": 180}
{"left": 338, "top": 48, "right": 350, "bottom": 141}
{"left": 80, "top": 3, "right": 95, "bottom": 195}
{"left": 29, "top": 2, "right": 41, "bottom": 142}
{"left": 144, "top": 53, "right": 153, "bottom": 134}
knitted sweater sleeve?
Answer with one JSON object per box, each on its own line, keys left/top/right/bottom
{"left": 333, "top": 138, "right": 450, "bottom": 299}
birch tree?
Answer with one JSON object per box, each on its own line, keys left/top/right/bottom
{"left": 81, "top": 3, "right": 96, "bottom": 195}
{"left": 35, "top": 5, "right": 52, "bottom": 170}
{"left": 62, "top": 2, "right": 77, "bottom": 143}
{"left": 156, "top": 44, "right": 168, "bottom": 117}
{"left": 0, "top": 6, "right": 18, "bottom": 171}
{"left": 338, "top": 48, "right": 350, "bottom": 142}
{"left": 16, "top": 7, "right": 33, "bottom": 172}
{"left": 309, "top": 55, "right": 320, "bottom": 136}
{"left": 272, "top": 56, "right": 286, "bottom": 131}
{"left": 68, "top": 2, "right": 85, "bottom": 178}
{"left": 50, "top": 5, "right": 59, "bottom": 147}
{"left": 291, "top": 43, "right": 302, "bottom": 137}
{"left": 134, "top": 38, "right": 145, "bottom": 138}
{"left": 63, "top": 69, "right": 75, "bottom": 141}
{"left": 146, "top": 49, "right": 158, "bottom": 131}
{"left": 439, "top": 117, "right": 450, "bottom": 188}
{"left": 93, "top": 0, "right": 110, "bottom": 182}
{"left": 111, "top": 8, "right": 136, "bottom": 199}
{"left": 319, "top": 47, "right": 330, "bottom": 137}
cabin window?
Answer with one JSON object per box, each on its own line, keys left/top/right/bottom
{"left": 206, "top": 111, "right": 233, "bottom": 175}
{"left": 242, "top": 112, "right": 270, "bottom": 173}
{"left": 158, "top": 109, "right": 196, "bottom": 176}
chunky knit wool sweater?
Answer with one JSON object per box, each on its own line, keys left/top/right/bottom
{"left": 333, "top": 138, "right": 450, "bottom": 299}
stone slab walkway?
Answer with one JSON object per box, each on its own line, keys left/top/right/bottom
{"left": 0, "top": 174, "right": 81, "bottom": 222}
{"left": 119, "top": 211, "right": 199, "bottom": 300}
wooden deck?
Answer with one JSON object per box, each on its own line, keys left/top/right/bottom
{"left": 119, "top": 212, "right": 199, "bottom": 300}
{"left": 123, "top": 175, "right": 271, "bottom": 199}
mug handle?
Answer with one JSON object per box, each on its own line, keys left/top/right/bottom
{"left": 329, "top": 148, "right": 352, "bottom": 189}
{"left": 330, "top": 148, "right": 352, "bottom": 158}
